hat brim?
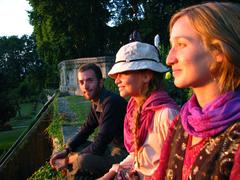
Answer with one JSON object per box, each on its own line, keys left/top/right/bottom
{"left": 108, "top": 60, "right": 169, "bottom": 79}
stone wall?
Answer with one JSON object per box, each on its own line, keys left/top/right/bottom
{"left": 58, "top": 56, "right": 114, "bottom": 95}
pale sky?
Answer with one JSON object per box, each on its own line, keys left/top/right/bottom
{"left": 0, "top": 0, "right": 33, "bottom": 37}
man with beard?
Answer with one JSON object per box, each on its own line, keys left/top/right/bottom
{"left": 50, "top": 63, "right": 128, "bottom": 179}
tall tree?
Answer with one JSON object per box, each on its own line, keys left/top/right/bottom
{"left": 28, "top": 0, "right": 110, "bottom": 63}
{"left": 108, "top": 0, "right": 144, "bottom": 26}
{"left": 0, "top": 72, "right": 17, "bottom": 130}
{"left": 0, "top": 35, "right": 45, "bottom": 128}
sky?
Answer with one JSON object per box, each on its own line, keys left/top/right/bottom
{"left": 0, "top": 0, "right": 33, "bottom": 37}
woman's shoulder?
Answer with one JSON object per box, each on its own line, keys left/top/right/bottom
{"left": 154, "top": 107, "right": 179, "bottom": 122}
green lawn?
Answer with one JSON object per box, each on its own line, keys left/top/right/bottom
{"left": 0, "top": 129, "right": 23, "bottom": 153}
{"left": 65, "top": 95, "right": 90, "bottom": 124}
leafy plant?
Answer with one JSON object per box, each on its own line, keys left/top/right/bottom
{"left": 29, "top": 95, "right": 91, "bottom": 178}
{"left": 28, "top": 162, "right": 63, "bottom": 180}
{"left": 45, "top": 97, "right": 64, "bottom": 148}
{"left": 29, "top": 96, "right": 65, "bottom": 179}
{"left": 104, "top": 77, "right": 119, "bottom": 94}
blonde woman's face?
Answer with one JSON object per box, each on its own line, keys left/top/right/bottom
{"left": 114, "top": 71, "right": 147, "bottom": 98}
{"left": 166, "top": 16, "right": 215, "bottom": 89}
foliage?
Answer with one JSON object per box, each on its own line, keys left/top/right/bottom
{"left": 104, "top": 77, "right": 119, "bottom": 94}
{"left": 27, "top": 0, "right": 112, "bottom": 88}
{"left": 27, "top": 0, "right": 208, "bottom": 65}
{"left": 30, "top": 95, "right": 92, "bottom": 178}
{"left": 0, "top": 35, "right": 46, "bottom": 126}
{"left": 28, "top": 161, "right": 62, "bottom": 180}
{"left": 45, "top": 97, "right": 64, "bottom": 146}
{"left": 27, "top": 96, "right": 65, "bottom": 179}
{"left": 0, "top": 35, "right": 44, "bottom": 85}
{"left": 65, "top": 96, "right": 90, "bottom": 124}
{"left": 164, "top": 78, "right": 191, "bottom": 106}
{"left": 28, "top": 0, "right": 110, "bottom": 62}
{"left": 26, "top": 0, "right": 224, "bottom": 95}
{"left": 108, "top": 0, "right": 144, "bottom": 26}
{"left": 0, "top": 73, "right": 17, "bottom": 128}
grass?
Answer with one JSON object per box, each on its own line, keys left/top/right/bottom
{"left": 0, "top": 129, "right": 23, "bottom": 159}
{"left": 65, "top": 95, "right": 98, "bottom": 138}
{"left": 64, "top": 95, "right": 90, "bottom": 124}
{"left": 17, "top": 103, "right": 36, "bottom": 117}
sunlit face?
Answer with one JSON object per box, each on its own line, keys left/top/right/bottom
{"left": 166, "top": 16, "right": 215, "bottom": 89}
{"left": 114, "top": 71, "right": 147, "bottom": 98}
{"left": 78, "top": 69, "right": 103, "bottom": 101}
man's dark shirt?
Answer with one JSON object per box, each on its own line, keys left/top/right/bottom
{"left": 66, "top": 88, "right": 127, "bottom": 155}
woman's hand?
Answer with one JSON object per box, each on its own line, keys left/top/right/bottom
{"left": 97, "top": 164, "right": 121, "bottom": 180}
{"left": 97, "top": 170, "right": 117, "bottom": 180}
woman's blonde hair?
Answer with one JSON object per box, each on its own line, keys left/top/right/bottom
{"left": 169, "top": 2, "right": 240, "bottom": 92}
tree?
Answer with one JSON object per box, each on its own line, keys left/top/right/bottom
{"left": 28, "top": 0, "right": 110, "bottom": 62}
{"left": 28, "top": 0, "right": 236, "bottom": 90}
{"left": 0, "top": 72, "right": 17, "bottom": 130}
{"left": 108, "top": 0, "right": 144, "bottom": 26}
{"left": 0, "top": 35, "right": 45, "bottom": 128}
{"left": 0, "top": 35, "right": 44, "bottom": 88}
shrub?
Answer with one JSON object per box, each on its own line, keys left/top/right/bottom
{"left": 104, "top": 77, "right": 119, "bottom": 94}
{"left": 28, "top": 162, "right": 62, "bottom": 180}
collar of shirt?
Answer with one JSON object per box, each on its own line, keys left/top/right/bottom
{"left": 93, "top": 99, "right": 103, "bottom": 112}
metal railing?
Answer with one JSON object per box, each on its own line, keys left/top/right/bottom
{"left": 0, "top": 93, "right": 56, "bottom": 179}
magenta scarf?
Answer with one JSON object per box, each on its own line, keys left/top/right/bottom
{"left": 124, "top": 90, "right": 179, "bottom": 153}
{"left": 181, "top": 90, "right": 240, "bottom": 138}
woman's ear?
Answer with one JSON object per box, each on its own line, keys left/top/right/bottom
{"left": 213, "top": 49, "right": 224, "bottom": 63}
{"left": 210, "top": 41, "right": 224, "bottom": 63}
{"left": 216, "top": 53, "right": 224, "bottom": 63}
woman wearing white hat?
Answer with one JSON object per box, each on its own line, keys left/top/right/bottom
{"left": 99, "top": 41, "right": 179, "bottom": 179}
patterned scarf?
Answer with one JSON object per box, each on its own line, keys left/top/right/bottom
{"left": 181, "top": 90, "right": 240, "bottom": 138}
{"left": 124, "top": 90, "right": 179, "bottom": 152}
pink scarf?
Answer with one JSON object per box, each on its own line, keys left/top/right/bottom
{"left": 124, "top": 90, "right": 179, "bottom": 152}
{"left": 181, "top": 90, "right": 240, "bottom": 138}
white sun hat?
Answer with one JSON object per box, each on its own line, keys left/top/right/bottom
{"left": 108, "top": 41, "right": 169, "bottom": 78}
